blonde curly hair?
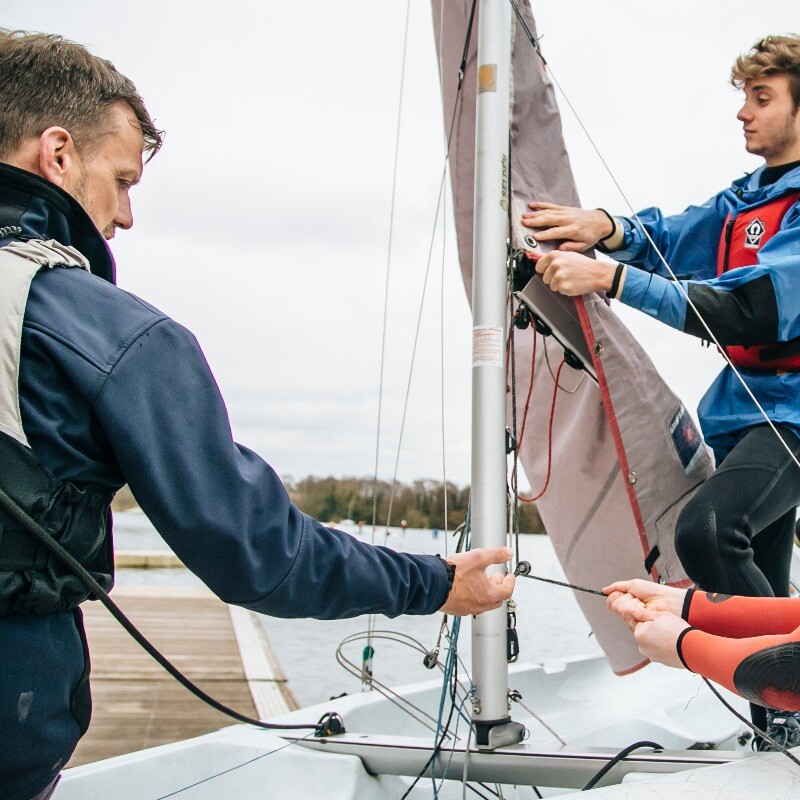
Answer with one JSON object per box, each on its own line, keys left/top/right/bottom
{"left": 731, "top": 35, "right": 800, "bottom": 108}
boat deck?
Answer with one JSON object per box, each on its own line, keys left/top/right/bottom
{"left": 68, "top": 585, "right": 298, "bottom": 767}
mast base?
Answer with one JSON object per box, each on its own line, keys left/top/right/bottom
{"left": 474, "top": 718, "right": 526, "bottom": 751}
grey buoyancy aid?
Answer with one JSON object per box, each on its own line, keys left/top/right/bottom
{"left": 716, "top": 191, "right": 800, "bottom": 370}
{"left": 0, "top": 239, "right": 113, "bottom": 615}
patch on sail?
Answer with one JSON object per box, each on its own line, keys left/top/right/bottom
{"left": 669, "top": 405, "right": 703, "bottom": 474}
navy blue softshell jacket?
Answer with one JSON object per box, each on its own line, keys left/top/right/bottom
{"left": 0, "top": 165, "right": 449, "bottom": 800}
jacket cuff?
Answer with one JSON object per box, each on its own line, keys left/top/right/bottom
{"left": 596, "top": 214, "right": 625, "bottom": 252}
{"left": 429, "top": 555, "right": 454, "bottom": 613}
{"left": 606, "top": 263, "right": 627, "bottom": 300}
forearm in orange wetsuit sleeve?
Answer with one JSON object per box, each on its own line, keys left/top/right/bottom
{"left": 678, "top": 626, "right": 800, "bottom": 710}
{"left": 683, "top": 588, "right": 800, "bottom": 638}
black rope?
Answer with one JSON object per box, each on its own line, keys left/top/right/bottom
{"left": 701, "top": 677, "right": 800, "bottom": 767}
{"left": 516, "top": 559, "right": 800, "bottom": 771}
{"left": 458, "top": 0, "right": 478, "bottom": 81}
{"left": 508, "top": 0, "right": 545, "bottom": 66}
{"left": 467, "top": 783, "right": 497, "bottom": 799}
{"left": 515, "top": 563, "right": 607, "bottom": 597}
{"left": 582, "top": 741, "right": 664, "bottom": 791}
{"left": 0, "top": 485, "right": 337, "bottom": 735}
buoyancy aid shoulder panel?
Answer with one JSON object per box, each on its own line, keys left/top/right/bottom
{"left": 716, "top": 191, "right": 800, "bottom": 370}
{"left": 0, "top": 240, "right": 113, "bottom": 615}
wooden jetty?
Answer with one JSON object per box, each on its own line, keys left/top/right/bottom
{"left": 68, "top": 584, "right": 298, "bottom": 767}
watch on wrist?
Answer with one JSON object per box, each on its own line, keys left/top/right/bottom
{"left": 436, "top": 554, "right": 456, "bottom": 596}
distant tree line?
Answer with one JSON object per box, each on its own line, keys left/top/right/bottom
{"left": 112, "top": 477, "right": 546, "bottom": 534}
{"left": 283, "top": 475, "right": 546, "bottom": 534}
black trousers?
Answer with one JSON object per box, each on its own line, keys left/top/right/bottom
{"left": 675, "top": 423, "right": 800, "bottom": 725}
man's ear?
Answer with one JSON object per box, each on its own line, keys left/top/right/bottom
{"left": 38, "top": 127, "right": 77, "bottom": 187}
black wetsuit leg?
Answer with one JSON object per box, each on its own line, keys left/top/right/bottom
{"left": 674, "top": 423, "right": 800, "bottom": 728}
{"left": 675, "top": 424, "right": 800, "bottom": 598}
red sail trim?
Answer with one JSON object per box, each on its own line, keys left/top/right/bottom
{"left": 573, "top": 296, "right": 658, "bottom": 581}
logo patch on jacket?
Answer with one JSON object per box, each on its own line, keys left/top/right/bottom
{"left": 744, "top": 217, "right": 766, "bottom": 249}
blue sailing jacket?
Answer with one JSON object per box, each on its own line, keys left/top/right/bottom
{"left": 612, "top": 164, "right": 800, "bottom": 458}
{"left": 0, "top": 164, "right": 449, "bottom": 800}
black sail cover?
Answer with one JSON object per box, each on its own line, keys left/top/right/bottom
{"left": 431, "top": 0, "right": 710, "bottom": 674}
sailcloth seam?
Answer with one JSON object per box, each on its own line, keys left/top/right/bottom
{"left": 573, "top": 295, "right": 656, "bottom": 579}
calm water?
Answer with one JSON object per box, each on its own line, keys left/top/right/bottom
{"left": 114, "top": 512, "right": 601, "bottom": 707}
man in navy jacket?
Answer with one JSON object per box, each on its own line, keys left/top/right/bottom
{"left": 0, "top": 31, "right": 514, "bottom": 800}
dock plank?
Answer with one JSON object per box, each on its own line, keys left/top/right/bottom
{"left": 68, "top": 586, "right": 297, "bottom": 767}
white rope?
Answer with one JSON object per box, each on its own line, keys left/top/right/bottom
{"left": 510, "top": 693, "right": 566, "bottom": 747}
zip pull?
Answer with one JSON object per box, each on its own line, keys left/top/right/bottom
{"left": 722, "top": 217, "right": 735, "bottom": 273}
{"left": 725, "top": 218, "right": 734, "bottom": 244}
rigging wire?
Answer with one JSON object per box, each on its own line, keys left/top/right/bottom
{"left": 509, "top": 691, "right": 567, "bottom": 747}
{"left": 438, "top": 0, "right": 451, "bottom": 558}
{"left": 365, "top": 0, "right": 413, "bottom": 684}
{"left": 364, "top": 0, "right": 477, "bottom": 700}
{"left": 701, "top": 677, "right": 800, "bottom": 768}
{"left": 379, "top": 0, "right": 477, "bottom": 543}
{"left": 379, "top": 43, "right": 473, "bottom": 540}
{"left": 153, "top": 733, "right": 315, "bottom": 800}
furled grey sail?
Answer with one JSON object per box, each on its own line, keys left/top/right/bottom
{"left": 432, "top": 0, "right": 711, "bottom": 673}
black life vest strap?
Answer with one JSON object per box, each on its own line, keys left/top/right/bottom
{"left": 0, "top": 432, "right": 113, "bottom": 615}
{"left": 0, "top": 520, "right": 44, "bottom": 570}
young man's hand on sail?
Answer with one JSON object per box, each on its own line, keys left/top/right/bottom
{"left": 439, "top": 547, "right": 515, "bottom": 616}
{"left": 531, "top": 249, "right": 616, "bottom": 297}
{"left": 521, "top": 202, "right": 613, "bottom": 251}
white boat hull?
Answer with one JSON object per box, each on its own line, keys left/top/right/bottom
{"left": 57, "top": 652, "right": 800, "bottom": 799}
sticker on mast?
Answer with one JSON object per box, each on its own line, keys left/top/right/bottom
{"left": 472, "top": 326, "right": 504, "bottom": 368}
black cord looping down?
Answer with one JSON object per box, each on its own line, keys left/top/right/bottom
{"left": 0, "top": 485, "right": 340, "bottom": 735}
{"left": 582, "top": 741, "right": 664, "bottom": 791}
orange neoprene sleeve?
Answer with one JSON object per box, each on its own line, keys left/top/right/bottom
{"left": 684, "top": 588, "right": 800, "bottom": 637}
{"left": 678, "top": 625, "right": 800, "bottom": 710}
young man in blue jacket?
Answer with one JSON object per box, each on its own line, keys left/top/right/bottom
{"left": 521, "top": 35, "right": 800, "bottom": 746}
{"left": 0, "top": 31, "right": 515, "bottom": 800}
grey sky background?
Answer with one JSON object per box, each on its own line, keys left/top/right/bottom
{"left": 2, "top": 2, "right": 797, "bottom": 488}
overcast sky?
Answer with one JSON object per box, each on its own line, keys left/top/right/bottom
{"left": 3, "top": 1, "right": 797, "bottom": 488}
